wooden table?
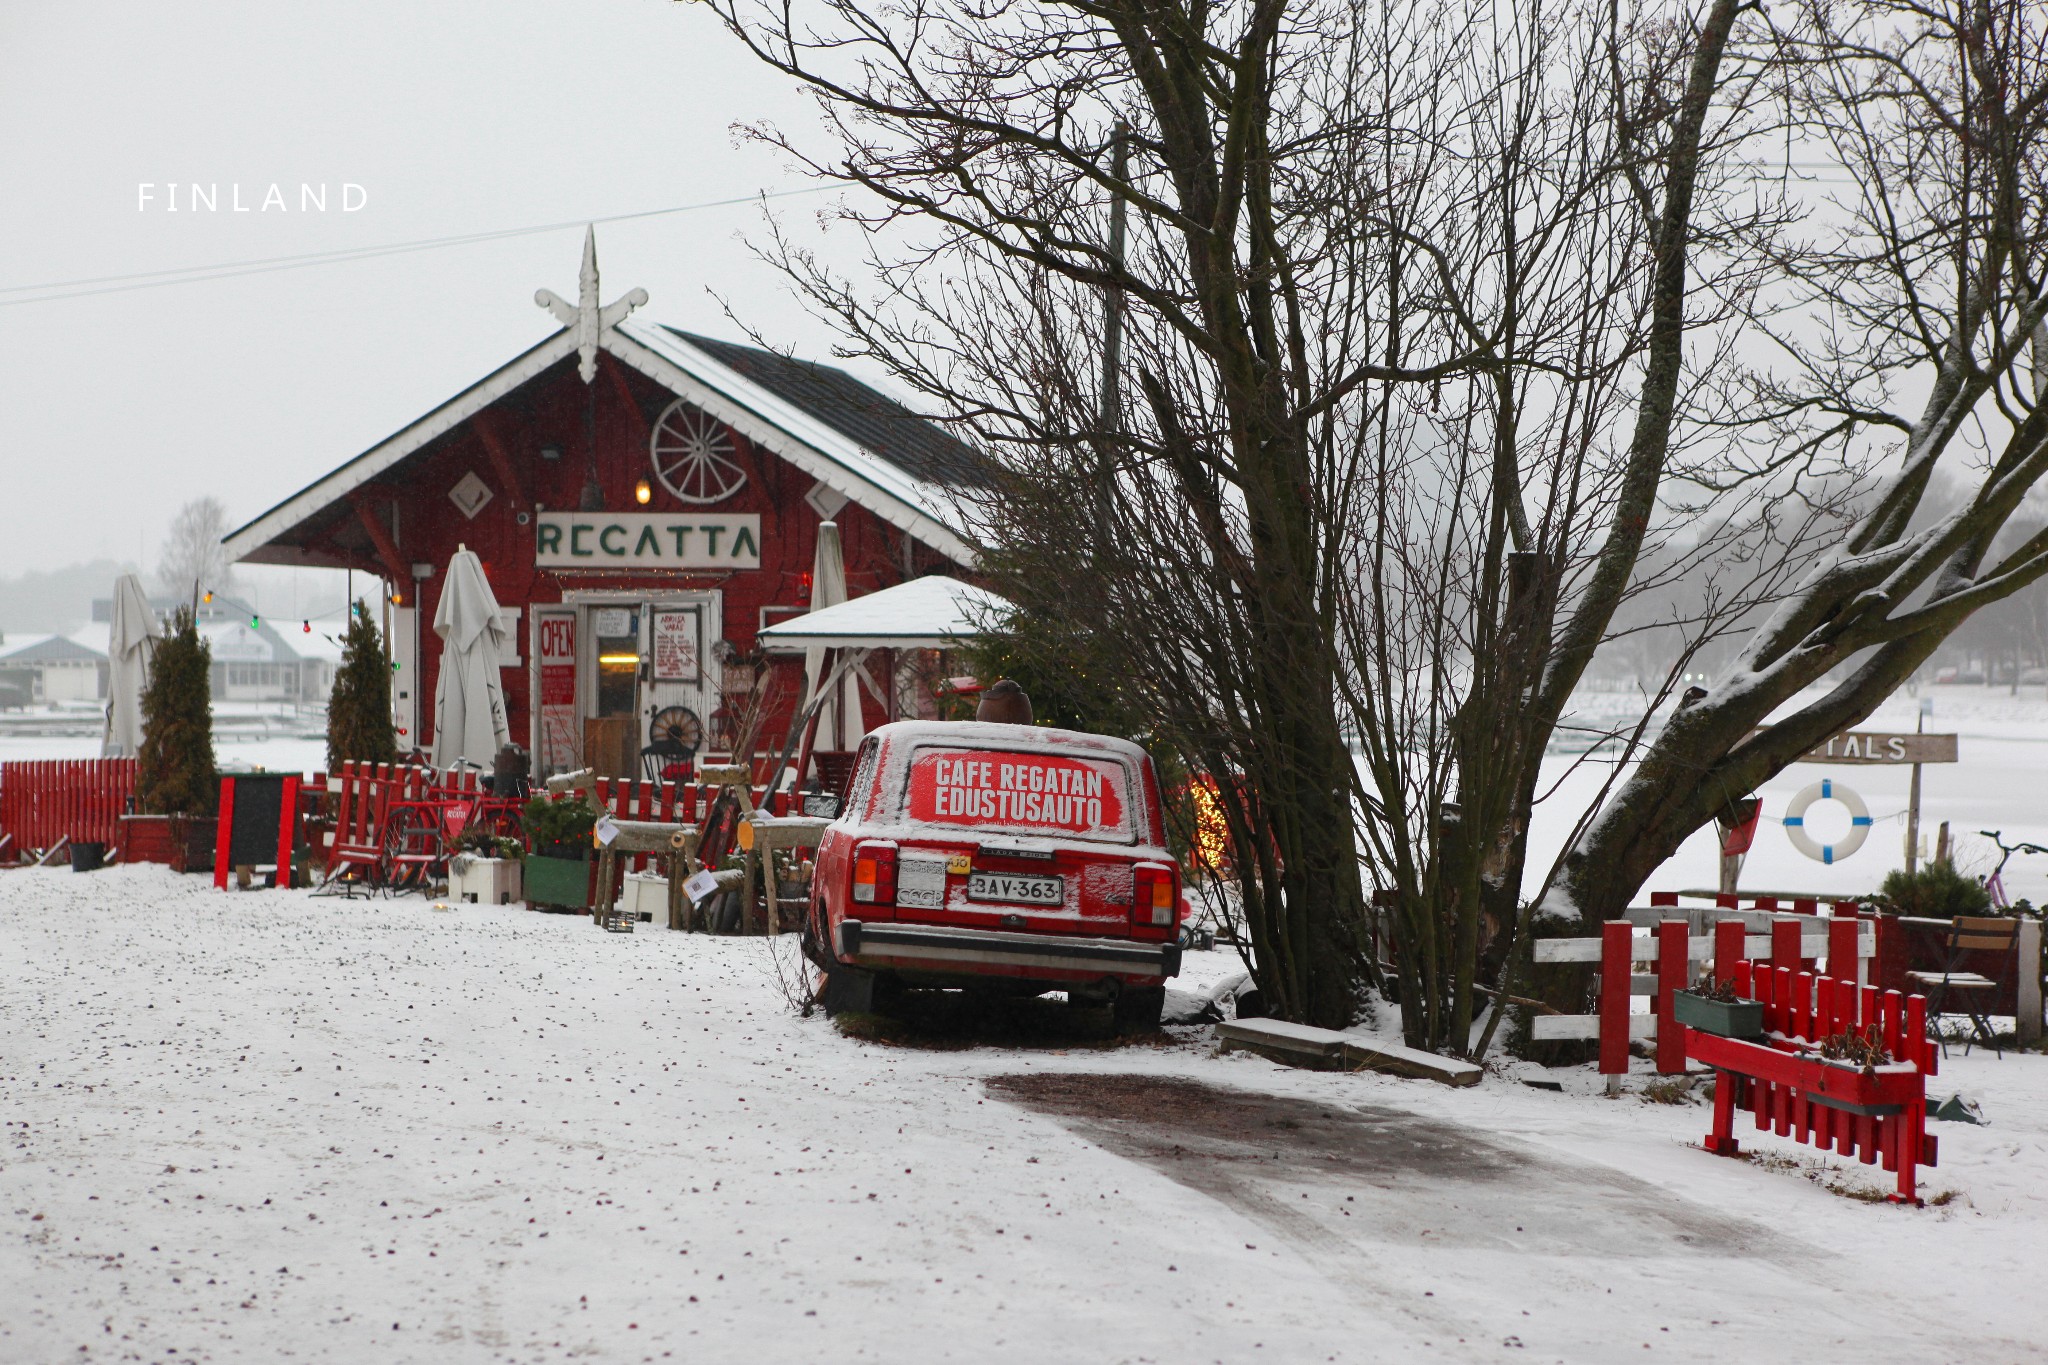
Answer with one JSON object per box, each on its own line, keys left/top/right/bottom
{"left": 738, "top": 814, "right": 833, "bottom": 935}
{"left": 590, "top": 819, "right": 694, "bottom": 929}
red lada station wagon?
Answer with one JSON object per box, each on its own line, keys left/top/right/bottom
{"left": 805, "top": 720, "right": 1184, "bottom": 1032}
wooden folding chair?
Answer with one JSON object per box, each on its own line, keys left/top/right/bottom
{"left": 321, "top": 763, "right": 395, "bottom": 897}
{"left": 1908, "top": 915, "right": 2018, "bottom": 1057}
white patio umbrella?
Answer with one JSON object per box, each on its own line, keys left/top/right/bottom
{"left": 102, "top": 573, "right": 157, "bottom": 758}
{"left": 801, "top": 521, "right": 867, "bottom": 752}
{"left": 430, "top": 545, "right": 511, "bottom": 769}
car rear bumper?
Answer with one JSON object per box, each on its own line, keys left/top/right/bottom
{"left": 836, "top": 919, "right": 1181, "bottom": 981}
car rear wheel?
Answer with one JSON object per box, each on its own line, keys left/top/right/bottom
{"left": 1112, "top": 985, "right": 1165, "bottom": 1035}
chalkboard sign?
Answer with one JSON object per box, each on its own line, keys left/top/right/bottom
{"left": 213, "top": 774, "right": 300, "bottom": 888}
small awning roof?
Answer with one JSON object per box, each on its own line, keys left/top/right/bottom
{"left": 756, "top": 575, "right": 1009, "bottom": 651}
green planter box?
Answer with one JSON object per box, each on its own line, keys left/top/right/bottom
{"left": 524, "top": 853, "right": 592, "bottom": 911}
{"left": 1673, "top": 989, "right": 1765, "bottom": 1040}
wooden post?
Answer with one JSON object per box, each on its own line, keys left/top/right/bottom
{"left": 762, "top": 827, "right": 781, "bottom": 937}
{"left": 1599, "top": 921, "right": 1632, "bottom": 1084}
{"left": 1656, "top": 920, "right": 1689, "bottom": 1075}
{"left": 213, "top": 778, "right": 237, "bottom": 890}
{"left": 1713, "top": 920, "right": 1745, "bottom": 987}
{"left": 1905, "top": 702, "right": 1928, "bottom": 874}
{"left": 1905, "top": 761, "right": 1923, "bottom": 874}
{"left": 2018, "top": 918, "right": 2044, "bottom": 1047}
{"left": 1827, "top": 913, "right": 1860, "bottom": 989}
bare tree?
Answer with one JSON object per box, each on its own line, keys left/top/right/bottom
{"left": 1556, "top": 0, "right": 2048, "bottom": 927}
{"left": 156, "top": 498, "right": 237, "bottom": 606}
{"left": 708, "top": 0, "right": 2048, "bottom": 1052}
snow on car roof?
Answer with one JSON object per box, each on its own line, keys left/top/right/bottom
{"left": 864, "top": 718, "right": 1149, "bottom": 760}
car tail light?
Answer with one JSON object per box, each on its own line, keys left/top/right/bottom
{"left": 1133, "top": 864, "right": 1178, "bottom": 926}
{"left": 852, "top": 842, "right": 898, "bottom": 905}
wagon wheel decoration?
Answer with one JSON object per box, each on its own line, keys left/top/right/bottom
{"left": 649, "top": 400, "right": 747, "bottom": 504}
{"left": 648, "top": 705, "right": 704, "bottom": 755}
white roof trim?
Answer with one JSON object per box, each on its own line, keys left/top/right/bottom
{"left": 224, "top": 320, "right": 978, "bottom": 569}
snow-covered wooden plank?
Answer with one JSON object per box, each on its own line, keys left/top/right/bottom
{"left": 1338, "top": 1035, "right": 1482, "bottom": 1087}
{"left": 1529, "top": 1014, "right": 1657, "bottom": 1042}
{"left": 1216, "top": 1018, "right": 1348, "bottom": 1064}
{"left": 1215, "top": 1019, "right": 1483, "bottom": 1086}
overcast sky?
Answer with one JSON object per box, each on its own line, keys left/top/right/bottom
{"left": 0, "top": 0, "right": 859, "bottom": 585}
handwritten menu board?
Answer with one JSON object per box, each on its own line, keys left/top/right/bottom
{"left": 652, "top": 607, "right": 700, "bottom": 683}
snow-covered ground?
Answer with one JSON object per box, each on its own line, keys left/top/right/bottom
{"left": 5, "top": 866, "right": 2045, "bottom": 1363}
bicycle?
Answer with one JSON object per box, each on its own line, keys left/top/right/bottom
{"left": 1978, "top": 829, "right": 2048, "bottom": 911}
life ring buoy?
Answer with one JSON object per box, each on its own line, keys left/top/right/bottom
{"left": 1782, "top": 779, "right": 1873, "bottom": 864}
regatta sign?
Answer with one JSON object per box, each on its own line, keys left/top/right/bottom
{"left": 535, "top": 512, "right": 760, "bottom": 570}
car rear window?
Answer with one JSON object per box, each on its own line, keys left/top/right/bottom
{"left": 901, "top": 745, "right": 1136, "bottom": 843}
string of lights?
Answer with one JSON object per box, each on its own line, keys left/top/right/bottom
{"left": 0, "top": 186, "right": 833, "bottom": 309}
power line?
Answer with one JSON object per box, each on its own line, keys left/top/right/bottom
{"left": 0, "top": 186, "right": 834, "bottom": 309}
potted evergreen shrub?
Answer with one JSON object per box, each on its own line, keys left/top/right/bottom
{"left": 1672, "top": 977, "right": 1765, "bottom": 1039}
{"left": 327, "top": 600, "right": 399, "bottom": 771}
{"left": 131, "top": 607, "right": 219, "bottom": 871}
{"left": 522, "top": 793, "right": 599, "bottom": 910}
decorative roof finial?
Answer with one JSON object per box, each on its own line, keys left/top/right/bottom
{"left": 535, "top": 225, "right": 648, "bottom": 384}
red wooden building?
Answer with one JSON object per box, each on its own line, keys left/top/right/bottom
{"left": 224, "top": 236, "right": 981, "bottom": 781}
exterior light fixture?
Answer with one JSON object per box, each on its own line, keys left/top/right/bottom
{"left": 579, "top": 470, "right": 605, "bottom": 511}
{"left": 634, "top": 477, "right": 652, "bottom": 505}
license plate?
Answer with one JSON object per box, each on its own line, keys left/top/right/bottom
{"left": 897, "top": 855, "right": 948, "bottom": 909}
{"left": 967, "top": 871, "right": 1064, "bottom": 906}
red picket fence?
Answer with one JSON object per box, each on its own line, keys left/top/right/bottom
{"left": 318, "top": 764, "right": 790, "bottom": 881}
{"left": 0, "top": 758, "right": 138, "bottom": 856}
{"left": 1687, "top": 922, "right": 1937, "bottom": 1205}
{"left": 1530, "top": 908, "right": 1876, "bottom": 1074}
{"left": 1651, "top": 890, "right": 1866, "bottom": 917}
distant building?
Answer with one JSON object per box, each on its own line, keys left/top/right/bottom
{"left": 0, "top": 633, "right": 108, "bottom": 703}
{"left": 85, "top": 594, "right": 337, "bottom": 705}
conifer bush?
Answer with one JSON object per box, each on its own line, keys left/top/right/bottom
{"left": 1875, "top": 859, "right": 1993, "bottom": 918}
{"left": 136, "top": 607, "right": 217, "bottom": 816}
{"left": 326, "top": 600, "right": 398, "bottom": 770}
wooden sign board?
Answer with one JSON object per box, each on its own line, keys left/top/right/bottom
{"left": 212, "top": 773, "right": 301, "bottom": 888}
{"left": 1760, "top": 730, "right": 1959, "bottom": 765}
{"left": 651, "top": 607, "right": 700, "bottom": 683}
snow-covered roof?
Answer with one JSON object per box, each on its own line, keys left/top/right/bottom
{"left": 0, "top": 633, "right": 105, "bottom": 664}
{"left": 755, "top": 575, "right": 1010, "bottom": 651}
{"left": 222, "top": 319, "right": 982, "bottom": 570}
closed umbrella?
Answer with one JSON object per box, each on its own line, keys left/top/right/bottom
{"left": 431, "top": 545, "right": 511, "bottom": 769}
{"left": 102, "top": 573, "right": 157, "bottom": 758}
{"left": 801, "top": 521, "right": 867, "bottom": 752}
